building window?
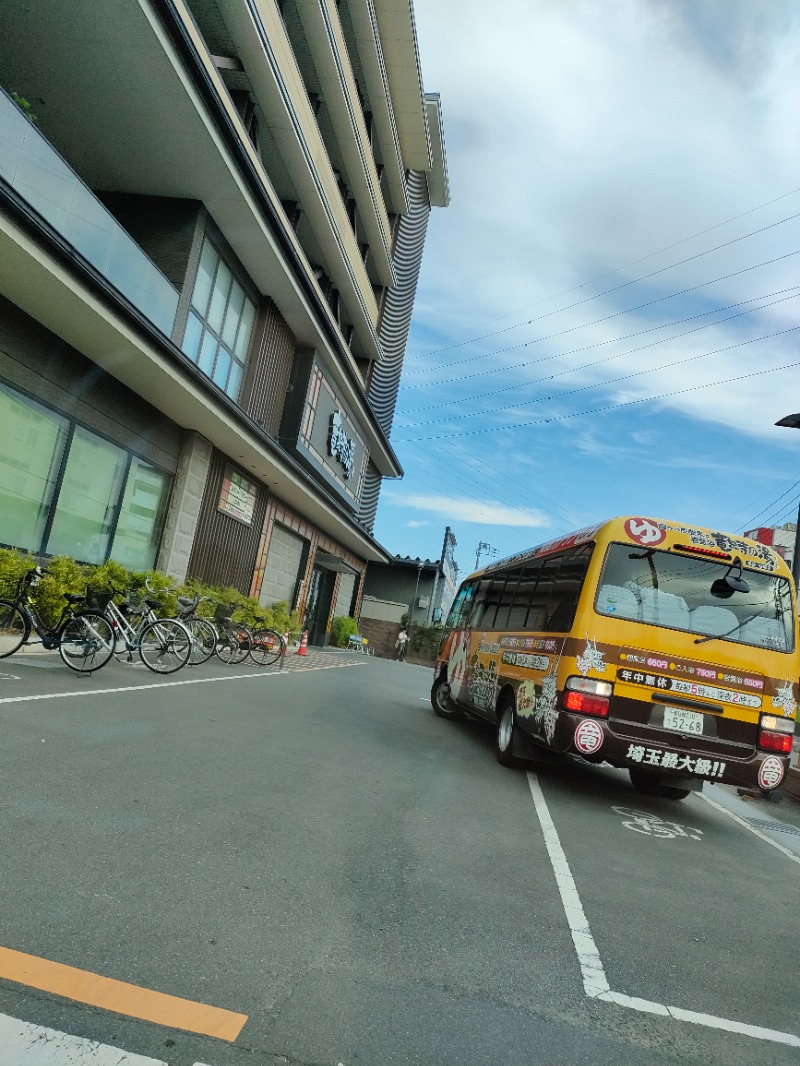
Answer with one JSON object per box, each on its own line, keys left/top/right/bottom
{"left": 182, "top": 237, "right": 256, "bottom": 401}
{"left": 0, "top": 383, "right": 68, "bottom": 552}
{"left": 0, "top": 381, "right": 170, "bottom": 569}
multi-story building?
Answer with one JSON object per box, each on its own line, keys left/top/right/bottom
{"left": 743, "top": 523, "right": 796, "bottom": 571}
{"left": 0, "top": 0, "right": 448, "bottom": 643}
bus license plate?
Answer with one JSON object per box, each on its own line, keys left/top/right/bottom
{"left": 663, "top": 707, "right": 704, "bottom": 734}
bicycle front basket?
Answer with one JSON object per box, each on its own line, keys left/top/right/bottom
{"left": 85, "top": 588, "right": 114, "bottom": 612}
{"left": 214, "top": 604, "right": 234, "bottom": 624}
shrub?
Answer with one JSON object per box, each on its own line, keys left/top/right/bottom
{"left": 409, "top": 622, "right": 444, "bottom": 658}
{"left": 0, "top": 546, "right": 303, "bottom": 637}
{"left": 329, "top": 614, "right": 359, "bottom": 648}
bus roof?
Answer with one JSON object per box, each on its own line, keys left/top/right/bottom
{"left": 470, "top": 516, "right": 791, "bottom": 580}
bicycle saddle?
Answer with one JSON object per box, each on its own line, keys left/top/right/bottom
{"left": 177, "top": 596, "right": 195, "bottom": 609}
{"left": 145, "top": 597, "right": 160, "bottom": 608}
{"left": 64, "top": 593, "right": 85, "bottom": 604}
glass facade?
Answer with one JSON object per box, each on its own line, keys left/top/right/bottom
{"left": 0, "top": 89, "right": 179, "bottom": 335}
{"left": 182, "top": 237, "right": 256, "bottom": 400}
{"left": 0, "top": 382, "right": 170, "bottom": 569}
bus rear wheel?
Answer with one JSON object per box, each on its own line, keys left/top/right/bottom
{"left": 431, "top": 675, "right": 463, "bottom": 720}
{"left": 629, "top": 768, "right": 691, "bottom": 800}
{"left": 496, "top": 699, "right": 523, "bottom": 768}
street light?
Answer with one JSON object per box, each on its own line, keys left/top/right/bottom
{"left": 774, "top": 414, "right": 800, "bottom": 587}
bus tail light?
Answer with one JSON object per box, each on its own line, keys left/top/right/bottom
{"left": 563, "top": 677, "right": 612, "bottom": 717}
{"left": 562, "top": 691, "right": 609, "bottom": 717}
{"left": 758, "top": 713, "right": 794, "bottom": 753}
{"left": 758, "top": 730, "right": 793, "bottom": 754}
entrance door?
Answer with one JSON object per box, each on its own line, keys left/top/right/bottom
{"left": 303, "top": 566, "right": 336, "bottom": 645}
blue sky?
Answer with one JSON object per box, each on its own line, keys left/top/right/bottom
{"left": 372, "top": 0, "right": 800, "bottom": 580}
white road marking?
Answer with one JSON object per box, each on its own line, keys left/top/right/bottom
{"left": 526, "top": 774, "right": 610, "bottom": 998}
{"left": 0, "top": 661, "right": 364, "bottom": 706}
{"left": 0, "top": 1012, "right": 166, "bottom": 1064}
{"left": 526, "top": 772, "right": 800, "bottom": 1048}
{"left": 699, "top": 790, "right": 800, "bottom": 866}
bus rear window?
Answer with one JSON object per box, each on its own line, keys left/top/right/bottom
{"left": 595, "top": 543, "right": 794, "bottom": 652}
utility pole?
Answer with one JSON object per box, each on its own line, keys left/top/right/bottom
{"left": 475, "top": 541, "right": 499, "bottom": 570}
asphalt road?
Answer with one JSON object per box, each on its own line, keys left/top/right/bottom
{"left": 0, "top": 648, "right": 798, "bottom": 1065}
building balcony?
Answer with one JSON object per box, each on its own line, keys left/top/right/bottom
{"left": 0, "top": 89, "right": 179, "bottom": 338}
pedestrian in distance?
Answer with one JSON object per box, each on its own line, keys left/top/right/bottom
{"left": 395, "top": 627, "right": 408, "bottom": 662}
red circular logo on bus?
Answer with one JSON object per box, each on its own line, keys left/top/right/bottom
{"left": 758, "top": 756, "right": 785, "bottom": 790}
{"left": 624, "top": 518, "right": 666, "bottom": 548}
{"left": 574, "top": 719, "right": 604, "bottom": 755}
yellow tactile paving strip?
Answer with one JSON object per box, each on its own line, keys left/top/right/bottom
{"left": 0, "top": 946, "right": 247, "bottom": 1041}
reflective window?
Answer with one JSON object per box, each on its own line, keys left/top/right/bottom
{"left": 110, "top": 458, "right": 169, "bottom": 570}
{"left": 0, "top": 382, "right": 171, "bottom": 566}
{"left": 182, "top": 237, "right": 256, "bottom": 401}
{"left": 46, "top": 428, "right": 128, "bottom": 563}
{"left": 0, "top": 383, "right": 68, "bottom": 551}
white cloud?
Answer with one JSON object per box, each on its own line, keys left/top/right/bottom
{"left": 400, "top": 494, "right": 550, "bottom": 527}
{"left": 405, "top": 519, "right": 429, "bottom": 528}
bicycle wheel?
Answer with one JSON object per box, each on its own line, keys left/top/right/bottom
{"left": 249, "top": 628, "right": 284, "bottom": 667}
{"left": 215, "top": 624, "right": 251, "bottom": 665}
{"left": 0, "top": 600, "right": 27, "bottom": 658}
{"left": 184, "top": 617, "right": 217, "bottom": 665}
{"left": 138, "top": 618, "right": 191, "bottom": 674}
{"left": 58, "top": 611, "right": 115, "bottom": 673}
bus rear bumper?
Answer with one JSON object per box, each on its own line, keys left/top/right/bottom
{"left": 558, "top": 712, "right": 791, "bottom": 792}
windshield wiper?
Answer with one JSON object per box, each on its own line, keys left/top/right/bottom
{"left": 694, "top": 609, "right": 765, "bottom": 645}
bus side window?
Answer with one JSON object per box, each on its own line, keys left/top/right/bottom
{"left": 493, "top": 569, "right": 522, "bottom": 630}
{"left": 479, "top": 578, "right": 507, "bottom": 629}
{"left": 520, "top": 559, "right": 547, "bottom": 630}
{"left": 507, "top": 573, "right": 535, "bottom": 629}
{"left": 447, "top": 582, "right": 475, "bottom": 628}
{"left": 466, "top": 579, "right": 492, "bottom": 628}
{"left": 530, "top": 558, "right": 559, "bottom": 630}
{"left": 547, "top": 545, "right": 594, "bottom": 631}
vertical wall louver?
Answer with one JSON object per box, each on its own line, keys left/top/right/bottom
{"left": 241, "top": 298, "right": 297, "bottom": 437}
{"left": 368, "top": 170, "right": 431, "bottom": 436}
{"left": 359, "top": 170, "right": 431, "bottom": 530}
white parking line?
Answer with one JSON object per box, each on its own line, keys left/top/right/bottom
{"left": 0, "top": 1012, "right": 166, "bottom": 1064}
{"left": 526, "top": 772, "right": 800, "bottom": 1048}
{"left": 0, "top": 661, "right": 364, "bottom": 706}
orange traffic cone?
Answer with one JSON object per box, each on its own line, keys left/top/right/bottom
{"left": 296, "top": 630, "right": 309, "bottom": 656}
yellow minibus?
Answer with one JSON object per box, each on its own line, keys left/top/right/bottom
{"left": 432, "top": 516, "right": 798, "bottom": 799}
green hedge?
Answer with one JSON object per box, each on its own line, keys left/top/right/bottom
{"left": 0, "top": 547, "right": 302, "bottom": 636}
{"left": 409, "top": 622, "right": 445, "bottom": 658}
{"left": 329, "top": 614, "right": 359, "bottom": 647}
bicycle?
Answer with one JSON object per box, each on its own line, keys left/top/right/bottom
{"left": 0, "top": 566, "right": 115, "bottom": 673}
{"left": 213, "top": 604, "right": 252, "bottom": 665}
{"left": 249, "top": 626, "right": 286, "bottom": 667}
{"left": 103, "top": 586, "right": 192, "bottom": 674}
{"left": 174, "top": 592, "right": 217, "bottom": 665}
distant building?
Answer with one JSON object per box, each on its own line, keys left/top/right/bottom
{"left": 0, "top": 0, "right": 448, "bottom": 646}
{"left": 360, "top": 527, "right": 459, "bottom": 627}
{"left": 744, "top": 524, "right": 796, "bottom": 569}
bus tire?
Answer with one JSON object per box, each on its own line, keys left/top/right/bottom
{"left": 496, "top": 699, "right": 522, "bottom": 768}
{"left": 629, "top": 768, "right": 691, "bottom": 801}
{"left": 431, "top": 675, "right": 463, "bottom": 720}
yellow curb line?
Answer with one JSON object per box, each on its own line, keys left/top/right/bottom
{"left": 0, "top": 946, "right": 247, "bottom": 1041}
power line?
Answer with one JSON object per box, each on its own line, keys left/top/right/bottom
{"left": 397, "top": 291, "right": 800, "bottom": 429}
{"left": 401, "top": 250, "right": 800, "bottom": 388}
{"left": 394, "top": 355, "right": 800, "bottom": 443}
{"left": 401, "top": 439, "right": 586, "bottom": 530}
{"left": 398, "top": 319, "right": 800, "bottom": 432}
{"left": 408, "top": 208, "right": 800, "bottom": 373}
{"left": 736, "top": 478, "right": 800, "bottom": 532}
{"left": 726, "top": 472, "right": 800, "bottom": 530}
